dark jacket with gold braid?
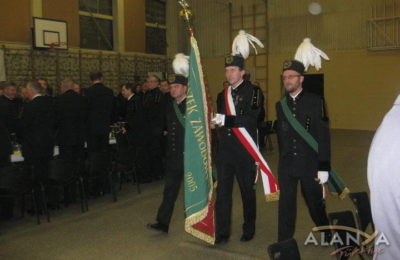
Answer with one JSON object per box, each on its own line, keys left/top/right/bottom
{"left": 165, "top": 99, "right": 186, "bottom": 171}
{"left": 217, "top": 80, "right": 262, "bottom": 144}
{"left": 275, "top": 91, "right": 331, "bottom": 177}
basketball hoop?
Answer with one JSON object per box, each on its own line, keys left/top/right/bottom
{"left": 49, "top": 42, "right": 67, "bottom": 51}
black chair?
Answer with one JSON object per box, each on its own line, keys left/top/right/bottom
{"left": 328, "top": 211, "right": 364, "bottom": 260}
{"left": 85, "top": 151, "right": 117, "bottom": 204}
{"left": 0, "top": 165, "right": 41, "bottom": 224}
{"left": 114, "top": 133, "right": 140, "bottom": 193}
{"left": 268, "top": 238, "right": 301, "bottom": 260}
{"left": 349, "top": 192, "right": 374, "bottom": 233}
{"left": 47, "top": 158, "right": 88, "bottom": 213}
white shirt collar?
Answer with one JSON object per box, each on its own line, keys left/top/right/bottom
{"left": 31, "top": 94, "right": 42, "bottom": 100}
{"left": 176, "top": 95, "right": 186, "bottom": 104}
{"left": 231, "top": 80, "right": 244, "bottom": 90}
{"left": 290, "top": 89, "right": 303, "bottom": 100}
{"left": 127, "top": 93, "right": 134, "bottom": 101}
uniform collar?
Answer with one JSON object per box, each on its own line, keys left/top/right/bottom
{"left": 2, "top": 94, "right": 14, "bottom": 101}
{"left": 286, "top": 89, "right": 304, "bottom": 101}
{"left": 31, "top": 94, "right": 42, "bottom": 100}
{"left": 231, "top": 80, "right": 244, "bottom": 90}
{"left": 127, "top": 93, "right": 134, "bottom": 101}
{"left": 176, "top": 96, "right": 186, "bottom": 104}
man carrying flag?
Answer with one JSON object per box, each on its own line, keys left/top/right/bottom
{"left": 212, "top": 30, "right": 279, "bottom": 244}
{"left": 147, "top": 54, "right": 189, "bottom": 234}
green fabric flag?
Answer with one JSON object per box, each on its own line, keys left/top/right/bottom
{"left": 279, "top": 96, "right": 350, "bottom": 199}
{"left": 183, "top": 36, "right": 215, "bottom": 244}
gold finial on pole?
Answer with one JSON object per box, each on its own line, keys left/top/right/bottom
{"left": 178, "top": 0, "right": 194, "bottom": 36}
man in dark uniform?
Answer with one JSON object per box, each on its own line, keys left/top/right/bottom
{"left": 0, "top": 120, "right": 12, "bottom": 167}
{"left": 85, "top": 72, "right": 115, "bottom": 154}
{"left": 115, "top": 85, "right": 128, "bottom": 122}
{"left": 0, "top": 82, "right": 23, "bottom": 135}
{"left": 120, "top": 83, "right": 148, "bottom": 181}
{"left": 213, "top": 55, "right": 263, "bottom": 244}
{"left": 18, "top": 80, "right": 55, "bottom": 182}
{"left": 142, "top": 75, "right": 167, "bottom": 181}
{"left": 275, "top": 60, "right": 330, "bottom": 242}
{"left": 147, "top": 73, "right": 187, "bottom": 233}
{"left": 54, "top": 79, "right": 87, "bottom": 161}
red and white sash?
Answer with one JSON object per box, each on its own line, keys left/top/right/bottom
{"left": 224, "top": 86, "right": 280, "bottom": 201}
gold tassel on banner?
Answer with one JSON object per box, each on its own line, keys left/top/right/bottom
{"left": 266, "top": 191, "right": 280, "bottom": 202}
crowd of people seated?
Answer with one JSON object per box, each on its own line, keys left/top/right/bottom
{"left": 0, "top": 72, "right": 173, "bottom": 220}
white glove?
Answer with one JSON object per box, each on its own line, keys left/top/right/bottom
{"left": 317, "top": 171, "right": 329, "bottom": 184}
{"left": 211, "top": 113, "right": 225, "bottom": 126}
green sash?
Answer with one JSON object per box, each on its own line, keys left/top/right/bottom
{"left": 173, "top": 101, "right": 185, "bottom": 127}
{"left": 279, "top": 96, "right": 349, "bottom": 199}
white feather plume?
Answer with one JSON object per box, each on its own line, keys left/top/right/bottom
{"left": 294, "top": 38, "right": 329, "bottom": 71}
{"left": 232, "top": 30, "right": 264, "bottom": 59}
{"left": 172, "top": 53, "right": 189, "bottom": 77}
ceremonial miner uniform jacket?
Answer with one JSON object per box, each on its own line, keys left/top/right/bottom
{"left": 275, "top": 91, "right": 331, "bottom": 177}
{"left": 125, "top": 94, "right": 145, "bottom": 144}
{"left": 18, "top": 96, "right": 55, "bottom": 161}
{"left": 85, "top": 82, "right": 115, "bottom": 136}
{"left": 54, "top": 89, "right": 88, "bottom": 147}
{"left": 165, "top": 99, "right": 186, "bottom": 170}
{"left": 217, "top": 80, "right": 262, "bottom": 146}
{"left": 143, "top": 88, "right": 167, "bottom": 135}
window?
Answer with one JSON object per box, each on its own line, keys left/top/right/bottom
{"left": 145, "top": 0, "right": 167, "bottom": 55}
{"left": 79, "top": 0, "right": 113, "bottom": 51}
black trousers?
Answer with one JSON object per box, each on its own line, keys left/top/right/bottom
{"left": 24, "top": 157, "right": 51, "bottom": 183}
{"left": 144, "top": 126, "right": 164, "bottom": 180}
{"left": 156, "top": 166, "right": 183, "bottom": 226}
{"left": 216, "top": 145, "right": 256, "bottom": 237}
{"left": 277, "top": 172, "right": 329, "bottom": 241}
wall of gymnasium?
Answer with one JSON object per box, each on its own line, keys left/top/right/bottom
{"left": 0, "top": 0, "right": 145, "bottom": 51}
{"left": 0, "top": 0, "right": 162, "bottom": 93}
{"left": 167, "top": 0, "right": 400, "bottom": 131}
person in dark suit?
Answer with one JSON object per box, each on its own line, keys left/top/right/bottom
{"left": 84, "top": 72, "right": 115, "bottom": 154}
{"left": 142, "top": 75, "right": 167, "bottom": 181}
{"left": 213, "top": 55, "right": 263, "bottom": 244}
{"left": 0, "top": 120, "right": 12, "bottom": 167}
{"left": 115, "top": 87, "right": 128, "bottom": 122}
{"left": 0, "top": 82, "right": 23, "bottom": 135}
{"left": 54, "top": 79, "right": 88, "bottom": 161}
{"left": 275, "top": 60, "right": 331, "bottom": 242}
{"left": 0, "top": 119, "right": 14, "bottom": 220}
{"left": 120, "top": 83, "right": 148, "bottom": 181}
{"left": 18, "top": 80, "right": 55, "bottom": 182}
{"left": 147, "top": 73, "right": 187, "bottom": 233}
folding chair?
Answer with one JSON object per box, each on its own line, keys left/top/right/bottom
{"left": 349, "top": 192, "right": 374, "bottom": 232}
{"left": 328, "top": 211, "right": 365, "bottom": 260}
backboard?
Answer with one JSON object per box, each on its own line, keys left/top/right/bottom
{"left": 33, "top": 17, "right": 68, "bottom": 50}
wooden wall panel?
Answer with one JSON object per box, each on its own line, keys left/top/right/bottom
{"left": 0, "top": 0, "right": 31, "bottom": 43}
{"left": 124, "top": 0, "right": 145, "bottom": 52}
{"left": 42, "top": 0, "right": 80, "bottom": 47}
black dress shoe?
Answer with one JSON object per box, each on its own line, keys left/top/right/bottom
{"left": 215, "top": 235, "right": 229, "bottom": 244}
{"left": 240, "top": 233, "right": 254, "bottom": 242}
{"left": 147, "top": 222, "right": 169, "bottom": 233}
